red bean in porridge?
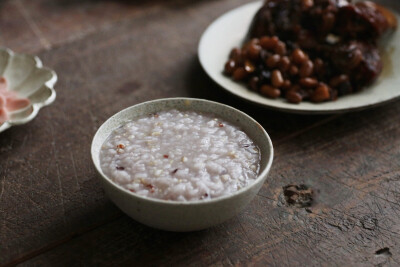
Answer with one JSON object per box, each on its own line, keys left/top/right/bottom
{"left": 100, "top": 110, "right": 261, "bottom": 202}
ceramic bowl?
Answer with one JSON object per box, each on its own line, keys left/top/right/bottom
{"left": 91, "top": 98, "right": 273, "bottom": 231}
{"left": 0, "top": 48, "right": 57, "bottom": 133}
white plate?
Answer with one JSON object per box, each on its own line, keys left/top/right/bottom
{"left": 0, "top": 48, "right": 57, "bottom": 132}
{"left": 198, "top": 1, "right": 400, "bottom": 114}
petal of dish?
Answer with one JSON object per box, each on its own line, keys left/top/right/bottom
{"left": 8, "top": 105, "right": 34, "bottom": 123}
{"left": 6, "top": 98, "right": 30, "bottom": 112}
{"left": 2, "top": 53, "right": 37, "bottom": 89}
{"left": 0, "top": 49, "right": 11, "bottom": 75}
{"left": 14, "top": 68, "right": 54, "bottom": 98}
{"left": 26, "top": 85, "right": 53, "bottom": 105}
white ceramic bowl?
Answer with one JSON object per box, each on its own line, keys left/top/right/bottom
{"left": 0, "top": 48, "right": 57, "bottom": 132}
{"left": 91, "top": 98, "right": 273, "bottom": 231}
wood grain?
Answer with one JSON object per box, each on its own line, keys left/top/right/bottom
{"left": 1, "top": 0, "right": 399, "bottom": 266}
{"left": 14, "top": 102, "right": 400, "bottom": 267}
{"left": 0, "top": 1, "right": 43, "bottom": 53}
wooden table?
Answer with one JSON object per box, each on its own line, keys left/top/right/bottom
{"left": 1, "top": 0, "right": 399, "bottom": 266}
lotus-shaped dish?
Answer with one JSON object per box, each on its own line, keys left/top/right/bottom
{"left": 0, "top": 48, "right": 57, "bottom": 133}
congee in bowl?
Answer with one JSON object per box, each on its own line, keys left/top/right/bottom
{"left": 100, "top": 109, "right": 261, "bottom": 202}
{"left": 91, "top": 98, "right": 273, "bottom": 231}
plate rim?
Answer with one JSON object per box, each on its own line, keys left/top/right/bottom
{"left": 198, "top": 0, "right": 400, "bottom": 114}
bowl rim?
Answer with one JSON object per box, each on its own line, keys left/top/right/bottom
{"left": 91, "top": 97, "right": 274, "bottom": 206}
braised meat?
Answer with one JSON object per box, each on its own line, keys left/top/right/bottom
{"left": 225, "top": 0, "right": 397, "bottom": 103}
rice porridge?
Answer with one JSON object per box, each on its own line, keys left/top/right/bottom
{"left": 100, "top": 109, "right": 261, "bottom": 201}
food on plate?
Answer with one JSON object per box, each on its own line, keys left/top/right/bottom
{"left": 0, "top": 77, "right": 31, "bottom": 124}
{"left": 100, "top": 110, "right": 261, "bottom": 202}
{"left": 224, "top": 0, "right": 397, "bottom": 103}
